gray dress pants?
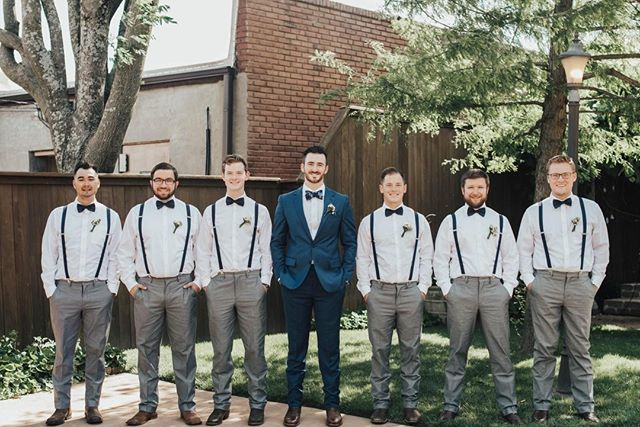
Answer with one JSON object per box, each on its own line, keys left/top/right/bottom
{"left": 50, "top": 279, "right": 113, "bottom": 409}
{"left": 133, "top": 274, "right": 198, "bottom": 412}
{"left": 206, "top": 270, "right": 268, "bottom": 410}
{"left": 443, "top": 277, "right": 517, "bottom": 415}
{"left": 367, "top": 281, "right": 423, "bottom": 409}
{"left": 529, "top": 270, "right": 596, "bottom": 413}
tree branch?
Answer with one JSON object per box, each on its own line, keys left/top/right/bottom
{"left": 67, "top": 0, "right": 80, "bottom": 60}
{"left": 591, "top": 53, "right": 640, "bottom": 60}
{"left": 40, "top": 0, "right": 67, "bottom": 84}
{"left": 606, "top": 68, "right": 640, "bottom": 88}
{"left": 0, "top": 29, "right": 23, "bottom": 52}
{"left": 582, "top": 86, "right": 639, "bottom": 101}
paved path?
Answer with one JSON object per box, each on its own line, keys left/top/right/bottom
{"left": 0, "top": 373, "right": 404, "bottom": 427}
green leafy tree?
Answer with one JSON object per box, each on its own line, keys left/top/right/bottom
{"left": 313, "top": 0, "right": 640, "bottom": 353}
{"left": 0, "top": 0, "right": 174, "bottom": 172}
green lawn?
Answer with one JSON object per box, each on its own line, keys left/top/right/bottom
{"left": 125, "top": 324, "right": 640, "bottom": 426}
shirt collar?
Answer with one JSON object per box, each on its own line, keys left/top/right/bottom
{"left": 74, "top": 197, "right": 97, "bottom": 206}
{"left": 550, "top": 193, "right": 574, "bottom": 202}
{"left": 382, "top": 203, "right": 405, "bottom": 211}
{"left": 153, "top": 195, "right": 176, "bottom": 203}
{"left": 302, "top": 184, "right": 325, "bottom": 194}
{"left": 225, "top": 192, "right": 247, "bottom": 199}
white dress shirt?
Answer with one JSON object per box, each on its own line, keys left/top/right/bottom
{"left": 356, "top": 204, "right": 434, "bottom": 296}
{"left": 433, "top": 204, "right": 518, "bottom": 297}
{"left": 302, "top": 184, "right": 325, "bottom": 240}
{"left": 517, "top": 194, "right": 609, "bottom": 287}
{"left": 41, "top": 199, "right": 122, "bottom": 298}
{"left": 195, "top": 194, "right": 273, "bottom": 287}
{"left": 118, "top": 196, "right": 201, "bottom": 290}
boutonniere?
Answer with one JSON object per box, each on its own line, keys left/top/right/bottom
{"left": 401, "top": 223, "right": 412, "bottom": 238}
{"left": 90, "top": 219, "right": 101, "bottom": 232}
{"left": 173, "top": 220, "right": 182, "bottom": 234}
{"left": 487, "top": 225, "right": 497, "bottom": 239}
{"left": 571, "top": 217, "right": 580, "bottom": 232}
{"left": 239, "top": 217, "right": 252, "bottom": 228}
{"left": 326, "top": 203, "right": 336, "bottom": 215}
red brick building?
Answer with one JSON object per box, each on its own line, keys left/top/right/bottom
{"left": 236, "top": 0, "right": 404, "bottom": 178}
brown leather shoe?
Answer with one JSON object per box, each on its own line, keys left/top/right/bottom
{"left": 502, "top": 413, "right": 522, "bottom": 424}
{"left": 370, "top": 408, "right": 389, "bottom": 424}
{"left": 125, "top": 411, "right": 158, "bottom": 426}
{"left": 578, "top": 412, "right": 600, "bottom": 423}
{"left": 85, "top": 407, "right": 103, "bottom": 424}
{"left": 283, "top": 407, "right": 301, "bottom": 427}
{"left": 403, "top": 408, "right": 421, "bottom": 425}
{"left": 325, "top": 408, "right": 342, "bottom": 427}
{"left": 248, "top": 408, "right": 265, "bottom": 426}
{"left": 206, "top": 409, "right": 229, "bottom": 426}
{"left": 439, "top": 410, "right": 457, "bottom": 421}
{"left": 181, "top": 411, "right": 203, "bottom": 425}
{"left": 531, "top": 410, "right": 548, "bottom": 423}
{"left": 46, "top": 409, "right": 72, "bottom": 426}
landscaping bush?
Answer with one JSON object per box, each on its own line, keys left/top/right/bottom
{"left": 0, "top": 331, "right": 127, "bottom": 399}
{"left": 340, "top": 310, "right": 368, "bottom": 330}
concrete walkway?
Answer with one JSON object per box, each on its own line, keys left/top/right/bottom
{"left": 0, "top": 374, "right": 404, "bottom": 427}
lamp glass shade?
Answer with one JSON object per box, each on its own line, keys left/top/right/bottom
{"left": 561, "top": 55, "right": 589, "bottom": 85}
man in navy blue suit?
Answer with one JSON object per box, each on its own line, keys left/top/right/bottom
{"left": 271, "top": 145, "right": 357, "bottom": 427}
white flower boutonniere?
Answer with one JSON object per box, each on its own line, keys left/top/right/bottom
{"left": 487, "top": 225, "right": 497, "bottom": 239}
{"left": 173, "top": 220, "right": 182, "bottom": 234}
{"left": 401, "top": 223, "right": 412, "bottom": 238}
{"left": 239, "top": 217, "right": 252, "bottom": 228}
{"left": 90, "top": 219, "right": 101, "bottom": 232}
{"left": 571, "top": 217, "right": 580, "bottom": 232}
{"left": 326, "top": 204, "right": 336, "bottom": 215}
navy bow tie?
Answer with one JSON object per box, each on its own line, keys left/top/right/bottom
{"left": 467, "top": 206, "right": 486, "bottom": 217}
{"left": 385, "top": 207, "right": 403, "bottom": 217}
{"left": 77, "top": 203, "right": 96, "bottom": 213}
{"left": 226, "top": 196, "right": 245, "bottom": 206}
{"left": 305, "top": 190, "right": 323, "bottom": 201}
{"left": 553, "top": 198, "right": 572, "bottom": 209}
{"left": 156, "top": 199, "right": 175, "bottom": 209}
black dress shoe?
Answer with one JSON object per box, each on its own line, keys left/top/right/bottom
{"left": 283, "top": 407, "right": 301, "bottom": 427}
{"left": 370, "top": 408, "right": 389, "bottom": 424}
{"left": 403, "top": 408, "right": 421, "bottom": 425}
{"left": 206, "top": 409, "right": 229, "bottom": 426}
{"left": 85, "top": 407, "right": 103, "bottom": 424}
{"left": 326, "top": 407, "right": 342, "bottom": 427}
{"left": 502, "top": 413, "right": 522, "bottom": 424}
{"left": 46, "top": 409, "right": 72, "bottom": 426}
{"left": 532, "top": 410, "right": 548, "bottom": 423}
{"left": 248, "top": 408, "right": 265, "bottom": 426}
{"left": 439, "top": 410, "right": 457, "bottom": 422}
{"left": 578, "top": 412, "right": 600, "bottom": 423}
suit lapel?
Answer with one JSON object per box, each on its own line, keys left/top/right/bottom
{"left": 293, "top": 187, "right": 313, "bottom": 241}
{"left": 316, "top": 188, "right": 335, "bottom": 237}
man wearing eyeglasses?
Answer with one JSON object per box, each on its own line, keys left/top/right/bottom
{"left": 118, "top": 162, "right": 203, "bottom": 426}
{"left": 518, "top": 155, "right": 609, "bottom": 424}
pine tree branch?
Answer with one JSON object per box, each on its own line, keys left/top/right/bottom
{"left": 591, "top": 53, "right": 640, "bottom": 60}
{"left": 605, "top": 68, "right": 640, "bottom": 88}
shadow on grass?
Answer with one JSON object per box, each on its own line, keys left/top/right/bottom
{"left": 125, "top": 323, "right": 640, "bottom": 426}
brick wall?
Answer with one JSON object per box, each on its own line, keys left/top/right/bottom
{"left": 236, "top": 0, "right": 404, "bottom": 178}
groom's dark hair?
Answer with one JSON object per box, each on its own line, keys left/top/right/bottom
{"left": 302, "top": 145, "right": 327, "bottom": 162}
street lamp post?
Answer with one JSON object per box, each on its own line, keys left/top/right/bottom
{"left": 559, "top": 35, "right": 591, "bottom": 194}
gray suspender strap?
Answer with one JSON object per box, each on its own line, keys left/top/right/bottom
{"left": 492, "top": 214, "right": 504, "bottom": 275}
{"left": 60, "top": 206, "right": 70, "bottom": 279}
{"left": 95, "top": 208, "right": 112, "bottom": 278}
{"left": 138, "top": 203, "right": 151, "bottom": 275}
{"left": 370, "top": 212, "right": 381, "bottom": 280}
{"left": 247, "top": 202, "right": 259, "bottom": 269}
{"left": 211, "top": 202, "right": 223, "bottom": 270}
{"left": 408, "top": 211, "right": 420, "bottom": 281}
{"left": 179, "top": 204, "right": 192, "bottom": 273}
{"left": 579, "top": 197, "right": 587, "bottom": 270}
{"left": 539, "top": 202, "right": 552, "bottom": 268}
{"left": 451, "top": 213, "right": 465, "bottom": 274}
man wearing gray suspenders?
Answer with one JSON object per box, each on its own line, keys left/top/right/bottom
{"left": 433, "top": 169, "right": 521, "bottom": 424}
{"left": 118, "top": 162, "right": 203, "bottom": 426}
{"left": 518, "top": 155, "right": 609, "bottom": 424}
{"left": 195, "top": 155, "right": 272, "bottom": 426}
{"left": 41, "top": 162, "right": 122, "bottom": 426}
{"left": 356, "top": 167, "right": 433, "bottom": 426}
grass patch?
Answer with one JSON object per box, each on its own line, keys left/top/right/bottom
{"left": 125, "top": 324, "right": 640, "bottom": 426}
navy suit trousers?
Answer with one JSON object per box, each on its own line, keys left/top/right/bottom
{"left": 281, "top": 267, "right": 345, "bottom": 408}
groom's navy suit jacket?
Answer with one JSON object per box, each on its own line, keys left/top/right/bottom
{"left": 271, "top": 187, "right": 356, "bottom": 292}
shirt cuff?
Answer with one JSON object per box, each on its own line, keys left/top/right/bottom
{"left": 591, "top": 274, "right": 604, "bottom": 288}
{"left": 503, "top": 283, "right": 514, "bottom": 297}
{"left": 44, "top": 284, "right": 56, "bottom": 299}
{"left": 357, "top": 281, "right": 371, "bottom": 297}
{"left": 260, "top": 274, "right": 272, "bottom": 286}
{"left": 108, "top": 282, "right": 119, "bottom": 295}
{"left": 520, "top": 273, "right": 535, "bottom": 286}
{"left": 418, "top": 283, "right": 429, "bottom": 295}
